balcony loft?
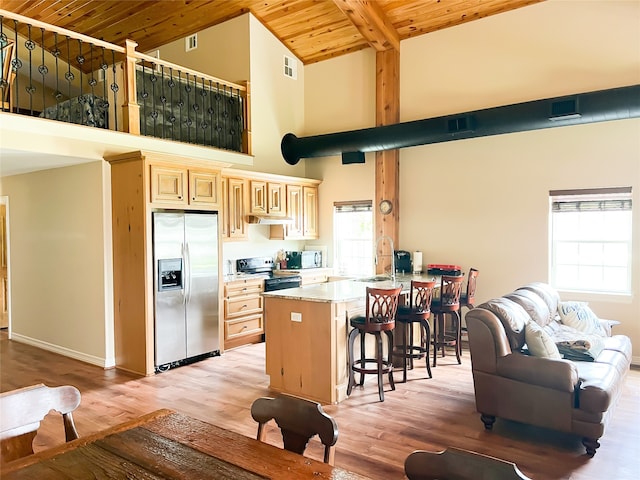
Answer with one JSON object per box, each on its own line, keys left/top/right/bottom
{"left": 0, "top": 9, "right": 253, "bottom": 176}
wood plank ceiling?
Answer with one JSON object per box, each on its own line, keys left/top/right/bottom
{"left": 2, "top": 0, "right": 542, "bottom": 65}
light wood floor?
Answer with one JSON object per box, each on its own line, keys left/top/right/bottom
{"left": 1, "top": 331, "right": 638, "bottom": 479}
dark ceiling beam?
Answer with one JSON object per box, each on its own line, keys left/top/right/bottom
{"left": 331, "top": 0, "right": 400, "bottom": 51}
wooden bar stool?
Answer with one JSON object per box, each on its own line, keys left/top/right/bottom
{"left": 392, "top": 280, "right": 435, "bottom": 382}
{"left": 347, "top": 286, "right": 402, "bottom": 402}
{"left": 459, "top": 268, "right": 479, "bottom": 355}
{"left": 430, "top": 275, "right": 464, "bottom": 367}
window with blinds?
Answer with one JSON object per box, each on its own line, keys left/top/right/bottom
{"left": 549, "top": 187, "right": 632, "bottom": 294}
{"left": 333, "top": 201, "right": 374, "bottom": 277}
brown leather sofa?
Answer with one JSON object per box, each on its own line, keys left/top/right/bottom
{"left": 466, "top": 282, "right": 632, "bottom": 456}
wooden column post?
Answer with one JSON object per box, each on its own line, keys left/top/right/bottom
{"left": 375, "top": 48, "right": 400, "bottom": 274}
{"left": 122, "top": 39, "right": 140, "bottom": 135}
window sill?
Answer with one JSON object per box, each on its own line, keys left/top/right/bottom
{"left": 555, "top": 288, "right": 632, "bottom": 304}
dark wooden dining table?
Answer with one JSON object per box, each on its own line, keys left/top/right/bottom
{"left": 0, "top": 409, "right": 371, "bottom": 479}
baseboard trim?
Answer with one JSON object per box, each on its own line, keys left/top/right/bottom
{"left": 10, "top": 333, "right": 115, "bottom": 369}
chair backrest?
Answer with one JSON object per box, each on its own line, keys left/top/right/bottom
{"left": 438, "top": 275, "right": 464, "bottom": 311}
{"left": 364, "top": 285, "right": 402, "bottom": 330}
{"left": 0, "top": 383, "right": 81, "bottom": 463}
{"left": 409, "top": 280, "right": 436, "bottom": 313}
{"left": 404, "top": 447, "right": 532, "bottom": 480}
{"left": 250, "top": 394, "right": 338, "bottom": 465}
{"left": 465, "top": 268, "right": 479, "bottom": 304}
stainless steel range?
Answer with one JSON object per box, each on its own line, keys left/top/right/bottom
{"left": 236, "top": 256, "right": 302, "bottom": 291}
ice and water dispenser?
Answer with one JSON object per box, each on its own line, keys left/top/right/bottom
{"left": 158, "top": 258, "right": 183, "bottom": 291}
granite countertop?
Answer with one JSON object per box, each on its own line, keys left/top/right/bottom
{"left": 261, "top": 273, "right": 439, "bottom": 303}
{"left": 223, "top": 273, "right": 270, "bottom": 283}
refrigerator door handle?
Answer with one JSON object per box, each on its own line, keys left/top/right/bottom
{"left": 181, "top": 242, "right": 188, "bottom": 305}
{"left": 185, "top": 242, "right": 192, "bottom": 304}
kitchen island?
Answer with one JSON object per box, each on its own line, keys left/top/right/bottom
{"left": 262, "top": 275, "right": 436, "bottom": 404}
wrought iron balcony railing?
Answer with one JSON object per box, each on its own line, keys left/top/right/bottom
{"left": 0, "top": 9, "right": 251, "bottom": 155}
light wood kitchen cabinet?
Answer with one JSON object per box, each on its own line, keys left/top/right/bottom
{"left": 270, "top": 183, "right": 319, "bottom": 240}
{"left": 302, "top": 185, "right": 318, "bottom": 238}
{"left": 249, "top": 180, "right": 285, "bottom": 217}
{"left": 105, "top": 151, "right": 229, "bottom": 376}
{"left": 223, "top": 277, "right": 265, "bottom": 349}
{"left": 150, "top": 165, "right": 221, "bottom": 209}
{"left": 298, "top": 268, "right": 331, "bottom": 286}
{"left": 285, "top": 184, "right": 304, "bottom": 238}
{"left": 224, "top": 177, "right": 248, "bottom": 240}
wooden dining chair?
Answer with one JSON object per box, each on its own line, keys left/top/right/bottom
{"left": 0, "top": 383, "right": 81, "bottom": 463}
{"left": 250, "top": 394, "right": 339, "bottom": 465}
{"left": 404, "top": 447, "right": 532, "bottom": 480}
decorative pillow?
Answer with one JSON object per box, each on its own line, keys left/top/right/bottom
{"left": 524, "top": 320, "right": 562, "bottom": 359}
{"left": 557, "top": 301, "right": 607, "bottom": 337}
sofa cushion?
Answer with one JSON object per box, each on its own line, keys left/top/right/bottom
{"left": 524, "top": 321, "right": 562, "bottom": 359}
{"left": 477, "top": 298, "right": 529, "bottom": 351}
{"left": 520, "top": 282, "right": 560, "bottom": 321}
{"left": 507, "top": 289, "right": 554, "bottom": 327}
{"left": 574, "top": 362, "right": 623, "bottom": 414}
{"left": 558, "top": 301, "right": 607, "bottom": 337}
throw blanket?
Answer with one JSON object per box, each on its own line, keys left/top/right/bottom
{"left": 544, "top": 322, "right": 605, "bottom": 361}
{"left": 40, "top": 93, "right": 109, "bottom": 128}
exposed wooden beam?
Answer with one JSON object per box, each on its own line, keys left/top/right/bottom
{"left": 331, "top": 0, "right": 400, "bottom": 51}
{"left": 374, "top": 48, "right": 400, "bottom": 273}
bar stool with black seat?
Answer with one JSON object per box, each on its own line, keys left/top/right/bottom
{"left": 347, "top": 285, "right": 402, "bottom": 402}
{"left": 392, "top": 280, "right": 435, "bottom": 383}
{"left": 430, "top": 275, "right": 464, "bottom": 367}
{"left": 460, "top": 268, "right": 479, "bottom": 316}
{"left": 459, "top": 268, "right": 479, "bottom": 355}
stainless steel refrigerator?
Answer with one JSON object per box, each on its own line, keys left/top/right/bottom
{"left": 153, "top": 212, "right": 219, "bottom": 370}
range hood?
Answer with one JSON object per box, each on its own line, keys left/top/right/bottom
{"left": 247, "top": 215, "right": 294, "bottom": 225}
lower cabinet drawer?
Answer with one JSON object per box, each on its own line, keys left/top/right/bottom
{"left": 225, "top": 295, "right": 262, "bottom": 318}
{"left": 225, "top": 314, "right": 263, "bottom": 340}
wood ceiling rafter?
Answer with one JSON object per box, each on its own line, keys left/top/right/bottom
{"left": 2, "top": 0, "right": 542, "bottom": 65}
{"left": 332, "top": 0, "right": 400, "bottom": 52}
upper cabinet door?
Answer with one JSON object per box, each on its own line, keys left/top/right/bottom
{"left": 286, "top": 184, "right": 304, "bottom": 238}
{"left": 227, "top": 177, "right": 248, "bottom": 240}
{"left": 150, "top": 165, "right": 188, "bottom": 206}
{"left": 303, "top": 185, "right": 318, "bottom": 239}
{"left": 249, "top": 180, "right": 267, "bottom": 215}
{"left": 190, "top": 170, "right": 221, "bottom": 208}
{"left": 267, "top": 182, "right": 285, "bottom": 217}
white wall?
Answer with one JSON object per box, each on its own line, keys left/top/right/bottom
{"left": 0, "top": 161, "right": 114, "bottom": 367}
{"left": 247, "top": 15, "right": 306, "bottom": 177}
{"left": 303, "top": 0, "right": 640, "bottom": 360}
{"left": 156, "top": 15, "right": 250, "bottom": 87}
{"left": 304, "top": 49, "right": 377, "bottom": 259}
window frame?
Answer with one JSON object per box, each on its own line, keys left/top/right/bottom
{"left": 333, "top": 200, "right": 374, "bottom": 278}
{"left": 549, "top": 187, "right": 632, "bottom": 295}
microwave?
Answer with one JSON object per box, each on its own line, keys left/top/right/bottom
{"left": 286, "top": 251, "right": 322, "bottom": 269}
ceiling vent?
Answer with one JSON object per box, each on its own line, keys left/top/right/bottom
{"left": 549, "top": 97, "right": 581, "bottom": 121}
{"left": 447, "top": 115, "right": 475, "bottom": 133}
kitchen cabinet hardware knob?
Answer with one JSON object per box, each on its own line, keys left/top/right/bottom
{"left": 241, "top": 325, "right": 247, "bottom": 330}
{"left": 240, "top": 304, "right": 248, "bottom": 310}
